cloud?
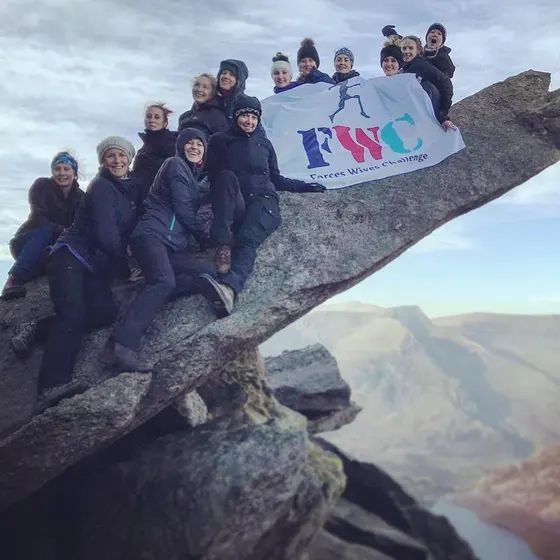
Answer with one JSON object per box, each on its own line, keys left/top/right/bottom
{"left": 410, "top": 221, "right": 476, "bottom": 253}
{"left": 0, "top": 0, "right": 558, "bottom": 259}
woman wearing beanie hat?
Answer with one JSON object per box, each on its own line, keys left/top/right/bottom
{"left": 380, "top": 42, "right": 404, "bottom": 76}
{"left": 109, "top": 128, "right": 211, "bottom": 372}
{"left": 332, "top": 47, "right": 360, "bottom": 84}
{"left": 133, "top": 102, "right": 178, "bottom": 202}
{"left": 271, "top": 52, "right": 298, "bottom": 94}
{"left": 296, "top": 38, "right": 335, "bottom": 86}
{"left": 400, "top": 35, "right": 456, "bottom": 130}
{"left": 1, "top": 151, "right": 84, "bottom": 302}
{"left": 35, "top": 135, "right": 143, "bottom": 409}
{"left": 424, "top": 22, "right": 455, "bottom": 78}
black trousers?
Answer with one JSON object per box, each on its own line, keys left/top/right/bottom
{"left": 38, "top": 247, "right": 117, "bottom": 392}
{"left": 210, "top": 170, "right": 281, "bottom": 294}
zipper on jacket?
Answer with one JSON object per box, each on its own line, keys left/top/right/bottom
{"left": 169, "top": 214, "right": 176, "bottom": 236}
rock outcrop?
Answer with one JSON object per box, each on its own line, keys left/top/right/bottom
{"left": 265, "top": 344, "right": 361, "bottom": 433}
{"left": 453, "top": 444, "right": 560, "bottom": 560}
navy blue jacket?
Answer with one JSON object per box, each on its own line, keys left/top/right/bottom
{"left": 216, "top": 59, "right": 249, "bottom": 126}
{"left": 132, "top": 128, "right": 178, "bottom": 202}
{"left": 403, "top": 56, "right": 453, "bottom": 122}
{"left": 55, "top": 167, "right": 141, "bottom": 274}
{"left": 299, "top": 68, "right": 335, "bottom": 86}
{"left": 206, "top": 121, "right": 308, "bottom": 202}
{"left": 132, "top": 129, "right": 209, "bottom": 252}
{"left": 177, "top": 97, "right": 229, "bottom": 137}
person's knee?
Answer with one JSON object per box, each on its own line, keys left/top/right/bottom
{"left": 213, "top": 170, "right": 239, "bottom": 193}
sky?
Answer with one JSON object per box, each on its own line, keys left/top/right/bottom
{"left": 0, "top": 0, "right": 559, "bottom": 317}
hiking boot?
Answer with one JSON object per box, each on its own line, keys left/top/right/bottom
{"left": 113, "top": 342, "right": 152, "bottom": 373}
{"left": 199, "top": 274, "right": 235, "bottom": 318}
{"left": 10, "top": 320, "right": 37, "bottom": 359}
{"left": 215, "top": 245, "right": 232, "bottom": 275}
{"left": 1, "top": 275, "right": 26, "bottom": 300}
{"left": 37, "top": 379, "right": 89, "bottom": 413}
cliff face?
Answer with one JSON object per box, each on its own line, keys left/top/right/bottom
{"left": 0, "top": 70, "right": 558, "bottom": 559}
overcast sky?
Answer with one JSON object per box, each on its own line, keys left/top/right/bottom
{"left": 1, "top": 0, "right": 559, "bottom": 316}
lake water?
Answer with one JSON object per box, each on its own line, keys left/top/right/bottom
{"left": 432, "top": 501, "right": 542, "bottom": 560}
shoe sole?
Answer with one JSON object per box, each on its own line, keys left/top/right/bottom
{"left": 198, "top": 276, "right": 231, "bottom": 319}
{"left": 1, "top": 290, "right": 26, "bottom": 301}
{"left": 36, "top": 381, "right": 89, "bottom": 414}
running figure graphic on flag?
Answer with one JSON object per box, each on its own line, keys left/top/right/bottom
{"left": 329, "top": 82, "right": 370, "bottom": 123}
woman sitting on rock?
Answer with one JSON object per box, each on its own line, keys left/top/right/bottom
{"left": 1, "top": 151, "right": 84, "bottom": 301}
{"left": 424, "top": 23, "right": 455, "bottom": 79}
{"left": 36, "top": 136, "right": 142, "bottom": 409}
{"left": 271, "top": 53, "right": 298, "bottom": 94}
{"left": 332, "top": 47, "right": 360, "bottom": 83}
{"left": 132, "top": 103, "right": 177, "bottom": 203}
{"left": 200, "top": 95, "right": 326, "bottom": 318}
{"left": 296, "top": 38, "right": 335, "bottom": 86}
{"left": 178, "top": 73, "right": 229, "bottom": 137}
{"left": 109, "top": 128, "right": 211, "bottom": 372}
{"left": 214, "top": 59, "right": 249, "bottom": 126}
{"left": 401, "top": 36, "right": 456, "bottom": 130}
{"left": 380, "top": 43, "right": 404, "bottom": 77}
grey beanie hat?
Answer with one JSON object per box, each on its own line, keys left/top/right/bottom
{"left": 96, "top": 136, "right": 136, "bottom": 165}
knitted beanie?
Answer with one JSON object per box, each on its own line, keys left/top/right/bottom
{"left": 426, "top": 23, "right": 447, "bottom": 45}
{"left": 96, "top": 136, "right": 136, "bottom": 165}
{"left": 234, "top": 94, "right": 262, "bottom": 121}
{"left": 271, "top": 52, "right": 293, "bottom": 78}
{"left": 334, "top": 47, "right": 354, "bottom": 67}
{"left": 297, "top": 38, "right": 320, "bottom": 67}
{"left": 380, "top": 45, "right": 404, "bottom": 69}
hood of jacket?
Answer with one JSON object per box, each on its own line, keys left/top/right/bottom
{"left": 218, "top": 59, "right": 249, "bottom": 99}
{"left": 175, "top": 127, "right": 208, "bottom": 173}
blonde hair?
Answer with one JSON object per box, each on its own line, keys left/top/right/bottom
{"left": 384, "top": 36, "right": 402, "bottom": 47}
{"left": 192, "top": 73, "right": 218, "bottom": 95}
{"left": 402, "top": 35, "right": 424, "bottom": 56}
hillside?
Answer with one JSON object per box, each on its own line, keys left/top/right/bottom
{"left": 261, "top": 305, "right": 560, "bottom": 501}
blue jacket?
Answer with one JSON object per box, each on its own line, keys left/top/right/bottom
{"left": 299, "top": 68, "right": 335, "bottom": 86}
{"left": 55, "top": 167, "right": 141, "bottom": 274}
{"left": 274, "top": 82, "right": 299, "bottom": 94}
{"left": 132, "top": 128, "right": 209, "bottom": 252}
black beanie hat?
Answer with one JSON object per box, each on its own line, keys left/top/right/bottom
{"left": 234, "top": 94, "right": 262, "bottom": 121}
{"left": 426, "top": 23, "right": 447, "bottom": 45}
{"left": 297, "top": 37, "right": 320, "bottom": 67}
{"left": 380, "top": 45, "right": 404, "bottom": 69}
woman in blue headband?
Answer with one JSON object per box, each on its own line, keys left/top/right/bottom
{"left": 332, "top": 46, "right": 360, "bottom": 83}
{"left": 1, "top": 151, "right": 84, "bottom": 300}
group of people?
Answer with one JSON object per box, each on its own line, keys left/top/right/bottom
{"left": 1, "top": 23, "right": 457, "bottom": 412}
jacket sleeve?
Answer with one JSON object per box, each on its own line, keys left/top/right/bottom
{"left": 28, "top": 179, "right": 64, "bottom": 235}
{"left": 165, "top": 161, "right": 208, "bottom": 243}
{"left": 90, "top": 179, "right": 126, "bottom": 264}
{"left": 205, "top": 133, "right": 226, "bottom": 185}
{"left": 268, "top": 142, "right": 308, "bottom": 192}
{"left": 413, "top": 57, "right": 454, "bottom": 122}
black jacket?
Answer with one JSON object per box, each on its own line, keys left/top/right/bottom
{"left": 299, "top": 68, "right": 336, "bottom": 86}
{"left": 13, "top": 177, "right": 84, "bottom": 240}
{"left": 56, "top": 168, "right": 141, "bottom": 274}
{"left": 132, "top": 129, "right": 209, "bottom": 252}
{"left": 425, "top": 46, "right": 455, "bottom": 79}
{"left": 403, "top": 56, "right": 453, "bottom": 122}
{"left": 206, "top": 121, "right": 308, "bottom": 202}
{"left": 132, "top": 128, "right": 178, "bottom": 201}
{"left": 216, "top": 59, "right": 249, "bottom": 126}
{"left": 332, "top": 70, "right": 361, "bottom": 83}
{"left": 177, "top": 97, "right": 229, "bottom": 137}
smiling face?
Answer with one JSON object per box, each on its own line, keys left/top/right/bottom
{"left": 144, "top": 106, "right": 166, "bottom": 131}
{"left": 382, "top": 56, "right": 400, "bottom": 76}
{"left": 192, "top": 76, "right": 214, "bottom": 105}
{"left": 298, "top": 57, "right": 316, "bottom": 76}
{"left": 102, "top": 148, "right": 129, "bottom": 178}
{"left": 52, "top": 163, "right": 76, "bottom": 187}
{"left": 219, "top": 69, "right": 237, "bottom": 91}
{"left": 335, "top": 54, "right": 352, "bottom": 74}
{"left": 427, "top": 29, "right": 443, "bottom": 49}
{"left": 183, "top": 138, "right": 205, "bottom": 164}
{"left": 401, "top": 39, "right": 419, "bottom": 63}
{"left": 236, "top": 112, "right": 258, "bottom": 134}
{"left": 273, "top": 68, "right": 291, "bottom": 88}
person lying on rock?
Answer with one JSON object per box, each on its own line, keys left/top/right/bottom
{"left": 178, "top": 73, "right": 229, "bottom": 137}
{"left": 380, "top": 43, "right": 405, "bottom": 77}
{"left": 401, "top": 36, "right": 457, "bottom": 130}
{"left": 296, "top": 38, "right": 335, "bottom": 86}
{"left": 332, "top": 47, "right": 360, "bottom": 84}
{"left": 199, "top": 94, "right": 326, "bottom": 318}
{"left": 132, "top": 102, "right": 177, "bottom": 204}
{"left": 271, "top": 53, "right": 299, "bottom": 94}
{"left": 34, "top": 136, "right": 142, "bottom": 410}
{"left": 109, "top": 128, "right": 211, "bottom": 372}
{"left": 1, "top": 151, "right": 84, "bottom": 301}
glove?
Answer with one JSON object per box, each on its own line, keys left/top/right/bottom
{"left": 382, "top": 24, "right": 399, "bottom": 38}
{"left": 304, "top": 182, "right": 327, "bottom": 193}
